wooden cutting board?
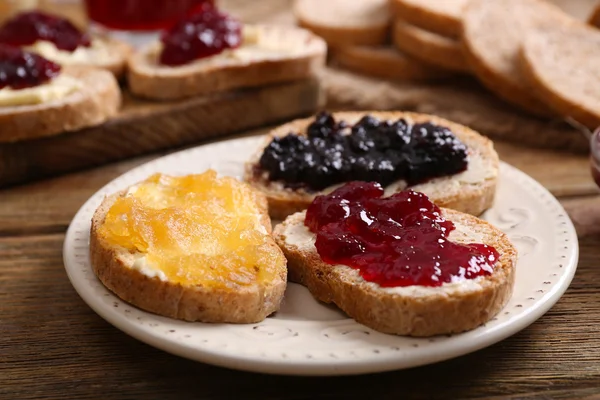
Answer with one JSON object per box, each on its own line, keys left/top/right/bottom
{"left": 0, "top": 79, "right": 322, "bottom": 188}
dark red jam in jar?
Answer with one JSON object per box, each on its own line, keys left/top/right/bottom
{"left": 0, "top": 44, "right": 61, "bottom": 90}
{"left": 258, "top": 112, "right": 469, "bottom": 192}
{"left": 305, "top": 182, "right": 500, "bottom": 287}
{"left": 0, "top": 11, "right": 91, "bottom": 52}
{"left": 159, "top": 3, "right": 242, "bottom": 66}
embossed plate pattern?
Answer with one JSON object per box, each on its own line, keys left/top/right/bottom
{"left": 63, "top": 136, "right": 579, "bottom": 376}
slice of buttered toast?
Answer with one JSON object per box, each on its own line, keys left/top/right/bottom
{"left": 244, "top": 111, "right": 499, "bottom": 220}
{"left": 519, "top": 23, "right": 600, "bottom": 128}
{"left": 127, "top": 24, "right": 326, "bottom": 100}
{"left": 293, "top": 0, "right": 391, "bottom": 46}
{"left": 0, "top": 65, "right": 120, "bottom": 143}
{"left": 274, "top": 208, "right": 517, "bottom": 337}
{"left": 90, "top": 172, "right": 287, "bottom": 323}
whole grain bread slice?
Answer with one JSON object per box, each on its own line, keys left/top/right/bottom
{"left": 274, "top": 208, "right": 517, "bottom": 337}
{"left": 127, "top": 24, "right": 326, "bottom": 100}
{"left": 90, "top": 186, "right": 287, "bottom": 324}
{"left": 519, "top": 23, "right": 600, "bottom": 129}
{"left": 330, "top": 46, "right": 454, "bottom": 81}
{"left": 390, "top": 0, "right": 468, "bottom": 38}
{"left": 0, "top": 66, "right": 120, "bottom": 143}
{"left": 293, "top": 0, "right": 391, "bottom": 46}
{"left": 244, "top": 111, "right": 499, "bottom": 220}
{"left": 461, "top": 0, "right": 573, "bottom": 116}
{"left": 392, "top": 19, "right": 468, "bottom": 72}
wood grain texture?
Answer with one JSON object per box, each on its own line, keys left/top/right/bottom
{"left": 0, "top": 79, "right": 321, "bottom": 188}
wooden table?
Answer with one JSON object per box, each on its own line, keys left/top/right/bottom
{"left": 2, "top": 1, "right": 600, "bottom": 399}
{"left": 1, "top": 125, "right": 600, "bottom": 399}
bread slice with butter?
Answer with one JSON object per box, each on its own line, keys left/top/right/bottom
{"left": 244, "top": 111, "right": 499, "bottom": 220}
{"left": 25, "top": 35, "right": 132, "bottom": 79}
{"left": 127, "top": 24, "right": 327, "bottom": 101}
{"left": 0, "top": 65, "right": 120, "bottom": 143}
{"left": 274, "top": 208, "right": 517, "bottom": 337}
{"left": 89, "top": 172, "right": 288, "bottom": 323}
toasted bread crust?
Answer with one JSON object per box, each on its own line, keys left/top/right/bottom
{"left": 127, "top": 25, "right": 326, "bottom": 100}
{"left": 390, "top": 0, "right": 467, "bottom": 38}
{"left": 89, "top": 188, "right": 287, "bottom": 324}
{"left": 461, "top": 0, "right": 572, "bottom": 116}
{"left": 519, "top": 24, "right": 600, "bottom": 128}
{"left": 392, "top": 20, "right": 468, "bottom": 72}
{"left": 330, "top": 46, "right": 454, "bottom": 81}
{"left": 244, "top": 111, "right": 499, "bottom": 220}
{"left": 274, "top": 209, "right": 517, "bottom": 337}
{"left": 0, "top": 66, "right": 121, "bottom": 143}
{"left": 293, "top": 0, "right": 391, "bottom": 46}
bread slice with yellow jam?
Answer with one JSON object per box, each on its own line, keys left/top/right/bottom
{"left": 90, "top": 170, "right": 287, "bottom": 323}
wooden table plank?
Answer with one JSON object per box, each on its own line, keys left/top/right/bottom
{"left": 1, "top": 234, "right": 599, "bottom": 399}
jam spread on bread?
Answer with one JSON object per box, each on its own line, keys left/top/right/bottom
{"left": 258, "top": 112, "right": 469, "bottom": 191}
{"left": 304, "top": 182, "right": 499, "bottom": 287}
{"left": 0, "top": 11, "right": 91, "bottom": 52}
{"left": 159, "top": 3, "right": 242, "bottom": 66}
{"left": 98, "top": 171, "right": 285, "bottom": 289}
{"left": 0, "top": 44, "right": 61, "bottom": 89}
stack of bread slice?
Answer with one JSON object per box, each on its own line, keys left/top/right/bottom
{"left": 294, "top": 0, "right": 459, "bottom": 81}
{"left": 295, "top": 0, "right": 600, "bottom": 128}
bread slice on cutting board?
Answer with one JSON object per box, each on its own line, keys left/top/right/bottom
{"left": 519, "top": 23, "right": 600, "bottom": 128}
{"left": 0, "top": 65, "right": 120, "bottom": 143}
{"left": 293, "top": 0, "right": 391, "bottom": 46}
{"left": 273, "top": 208, "right": 517, "bottom": 337}
{"left": 392, "top": 19, "right": 468, "bottom": 72}
{"left": 461, "top": 0, "right": 574, "bottom": 116}
{"left": 390, "top": 0, "right": 468, "bottom": 38}
{"left": 127, "top": 24, "right": 326, "bottom": 100}
{"left": 330, "top": 46, "right": 454, "bottom": 81}
{"left": 244, "top": 111, "right": 499, "bottom": 220}
{"left": 90, "top": 173, "right": 288, "bottom": 323}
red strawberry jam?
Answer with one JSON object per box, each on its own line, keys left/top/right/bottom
{"left": 159, "top": 3, "right": 242, "bottom": 66}
{"left": 0, "top": 44, "right": 61, "bottom": 90}
{"left": 305, "top": 182, "right": 500, "bottom": 287}
{"left": 0, "top": 11, "right": 91, "bottom": 52}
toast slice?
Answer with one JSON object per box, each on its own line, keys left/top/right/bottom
{"left": 392, "top": 20, "right": 468, "bottom": 73}
{"left": 519, "top": 23, "right": 600, "bottom": 129}
{"left": 90, "top": 173, "right": 287, "bottom": 323}
{"left": 330, "top": 46, "right": 454, "bottom": 81}
{"left": 244, "top": 111, "right": 499, "bottom": 220}
{"left": 390, "top": 0, "right": 468, "bottom": 39}
{"left": 293, "top": 0, "right": 391, "bottom": 46}
{"left": 26, "top": 35, "right": 132, "bottom": 79}
{"left": 0, "top": 66, "right": 120, "bottom": 143}
{"left": 462, "top": 0, "right": 573, "bottom": 116}
{"left": 127, "top": 24, "right": 326, "bottom": 100}
{"left": 274, "top": 208, "right": 517, "bottom": 337}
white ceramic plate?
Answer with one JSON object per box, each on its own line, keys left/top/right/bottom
{"left": 63, "top": 136, "right": 579, "bottom": 376}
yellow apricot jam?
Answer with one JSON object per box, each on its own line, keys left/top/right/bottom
{"left": 97, "top": 170, "right": 285, "bottom": 289}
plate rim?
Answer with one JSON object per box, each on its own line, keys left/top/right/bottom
{"left": 62, "top": 135, "right": 579, "bottom": 376}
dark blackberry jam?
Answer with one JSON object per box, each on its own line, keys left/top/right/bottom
{"left": 258, "top": 112, "right": 469, "bottom": 191}
{"left": 0, "top": 44, "right": 61, "bottom": 90}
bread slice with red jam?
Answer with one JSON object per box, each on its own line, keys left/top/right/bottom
{"left": 127, "top": 3, "right": 326, "bottom": 100}
{"left": 244, "top": 111, "right": 499, "bottom": 220}
{"left": 273, "top": 183, "right": 517, "bottom": 337}
{"left": 0, "top": 10, "right": 131, "bottom": 78}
